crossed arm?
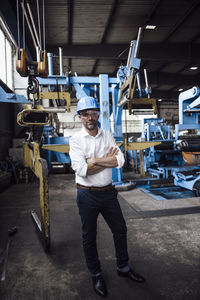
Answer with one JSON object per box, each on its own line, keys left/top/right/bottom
{"left": 86, "top": 147, "right": 119, "bottom": 175}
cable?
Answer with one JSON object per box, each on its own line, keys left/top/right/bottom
{"left": 27, "top": 2, "right": 40, "bottom": 47}
{"left": 117, "top": 46, "right": 129, "bottom": 58}
{"left": 36, "top": 0, "right": 42, "bottom": 50}
{"left": 22, "top": 2, "right": 38, "bottom": 50}
{"left": 22, "top": 0, "right": 25, "bottom": 48}
{"left": 43, "top": 0, "right": 45, "bottom": 50}
{"left": 56, "top": 76, "right": 60, "bottom": 106}
{"left": 16, "top": 0, "right": 20, "bottom": 48}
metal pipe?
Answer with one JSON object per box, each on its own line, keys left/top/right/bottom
{"left": 117, "top": 95, "right": 130, "bottom": 107}
{"left": 47, "top": 53, "right": 53, "bottom": 76}
{"left": 136, "top": 73, "right": 142, "bottom": 97}
{"left": 36, "top": 46, "right": 39, "bottom": 61}
{"left": 126, "top": 40, "right": 134, "bottom": 68}
{"left": 134, "top": 27, "right": 142, "bottom": 58}
{"left": 31, "top": 211, "right": 42, "bottom": 232}
{"left": 144, "top": 69, "right": 150, "bottom": 98}
{"left": 59, "top": 47, "right": 63, "bottom": 76}
{"left": 26, "top": 2, "right": 41, "bottom": 48}
{"left": 0, "top": 16, "right": 18, "bottom": 48}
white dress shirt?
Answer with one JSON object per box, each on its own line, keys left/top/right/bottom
{"left": 69, "top": 127, "right": 125, "bottom": 187}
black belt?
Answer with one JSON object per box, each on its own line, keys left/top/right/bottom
{"left": 77, "top": 183, "right": 114, "bottom": 191}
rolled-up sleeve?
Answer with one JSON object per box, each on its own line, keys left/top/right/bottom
{"left": 109, "top": 134, "right": 125, "bottom": 169}
{"left": 69, "top": 137, "right": 88, "bottom": 177}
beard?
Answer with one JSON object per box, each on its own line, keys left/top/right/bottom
{"left": 85, "top": 120, "right": 97, "bottom": 131}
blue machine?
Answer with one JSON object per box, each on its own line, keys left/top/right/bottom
{"left": 42, "top": 126, "right": 70, "bottom": 170}
{"left": 38, "top": 28, "right": 152, "bottom": 186}
{"left": 174, "top": 86, "right": 200, "bottom": 140}
{"left": 38, "top": 52, "right": 122, "bottom": 178}
{"left": 38, "top": 72, "right": 125, "bottom": 183}
{"left": 3, "top": 26, "right": 155, "bottom": 187}
{"left": 172, "top": 87, "right": 200, "bottom": 195}
{"left": 140, "top": 118, "right": 182, "bottom": 178}
{"left": 139, "top": 87, "right": 200, "bottom": 196}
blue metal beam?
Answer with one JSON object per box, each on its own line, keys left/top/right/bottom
{"left": 37, "top": 76, "right": 69, "bottom": 86}
{"left": 37, "top": 75, "right": 118, "bottom": 86}
{"left": 0, "top": 87, "right": 29, "bottom": 104}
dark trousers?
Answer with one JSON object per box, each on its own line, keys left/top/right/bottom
{"left": 76, "top": 188, "right": 129, "bottom": 275}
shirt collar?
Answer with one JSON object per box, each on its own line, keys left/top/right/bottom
{"left": 81, "top": 126, "right": 103, "bottom": 138}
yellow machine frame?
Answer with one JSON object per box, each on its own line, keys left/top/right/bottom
{"left": 17, "top": 104, "right": 51, "bottom": 127}
{"left": 128, "top": 98, "right": 158, "bottom": 115}
{"left": 23, "top": 140, "right": 71, "bottom": 251}
{"left": 124, "top": 140, "right": 161, "bottom": 176}
{"left": 24, "top": 142, "right": 50, "bottom": 250}
{"left": 37, "top": 91, "right": 71, "bottom": 112}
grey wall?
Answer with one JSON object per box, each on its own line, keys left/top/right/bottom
{"left": 158, "top": 101, "right": 179, "bottom": 126}
{"left": 13, "top": 103, "right": 26, "bottom": 138}
{"left": 0, "top": 102, "right": 14, "bottom": 160}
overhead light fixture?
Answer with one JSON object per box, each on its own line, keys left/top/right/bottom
{"left": 158, "top": 99, "right": 162, "bottom": 102}
{"left": 178, "top": 88, "right": 183, "bottom": 91}
{"left": 145, "top": 25, "right": 156, "bottom": 30}
{"left": 190, "top": 66, "right": 198, "bottom": 70}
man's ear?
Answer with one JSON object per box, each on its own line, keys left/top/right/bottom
{"left": 78, "top": 115, "right": 82, "bottom": 120}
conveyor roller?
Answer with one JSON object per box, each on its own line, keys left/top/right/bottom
{"left": 154, "top": 141, "right": 174, "bottom": 150}
{"left": 177, "top": 139, "right": 200, "bottom": 152}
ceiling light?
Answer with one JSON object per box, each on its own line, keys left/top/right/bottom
{"left": 190, "top": 66, "right": 198, "bottom": 70}
{"left": 178, "top": 88, "right": 183, "bottom": 91}
{"left": 145, "top": 25, "right": 156, "bottom": 30}
{"left": 158, "top": 99, "right": 162, "bottom": 102}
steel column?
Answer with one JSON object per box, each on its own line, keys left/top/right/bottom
{"left": 99, "top": 74, "right": 110, "bottom": 131}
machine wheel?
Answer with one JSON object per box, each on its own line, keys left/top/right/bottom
{"left": 193, "top": 180, "right": 200, "bottom": 197}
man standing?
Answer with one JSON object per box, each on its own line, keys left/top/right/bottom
{"left": 69, "top": 96, "right": 145, "bottom": 297}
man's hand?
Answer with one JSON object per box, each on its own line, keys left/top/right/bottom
{"left": 105, "top": 147, "right": 119, "bottom": 158}
{"left": 86, "top": 147, "right": 119, "bottom": 175}
{"left": 86, "top": 157, "right": 105, "bottom": 175}
{"left": 94, "top": 147, "right": 119, "bottom": 168}
{"left": 86, "top": 158, "right": 96, "bottom": 165}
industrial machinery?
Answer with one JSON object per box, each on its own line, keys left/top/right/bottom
{"left": 22, "top": 26, "right": 160, "bottom": 190}
{"left": 141, "top": 117, "right": 182, "bottom": 178}
{"left": 9, "top": 5, "right": 163, "bottom": 247}
{"left": 117, "top": 27, "right": 158, "bottom": 116}
{"left": 172, "top": 87, "right": 200, "bottom": 195}
{"left": 13, "top": 0, "right": 72, "bottom": 250}
{"left": 134, "top": 87, "right": 200, "bottom": 196}
{"left": 15, "top": 54, "right": 71, "bottom": 250}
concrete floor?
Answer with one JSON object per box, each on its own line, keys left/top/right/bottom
{"left": 0, "top": 174, "right": 200, "bottom": 300}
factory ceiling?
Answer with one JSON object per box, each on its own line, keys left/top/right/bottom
{"left": 4, "top": 0, "right": 200, "bottom": 101}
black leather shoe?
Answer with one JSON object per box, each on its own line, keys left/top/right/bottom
{"left": 92, "top": 275, "right": 108, "bottom": 297}
{"left": 117, "top": 268, "right": 145, "bottom": 283}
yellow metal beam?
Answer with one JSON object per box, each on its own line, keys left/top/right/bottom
{"left": 42, "top": 141, "right": 161, "bottom": 153}
{"left": 125, "top": 141, "right": 161, "bottom": 151}
{"left": 43, "top": 143, "right": 123, "bottom": 153}
{"left": 42, "top": 144, "right": 70, "bottom": 153}
{"left": 35, "top": 91, "right": 71, "bottom": 112}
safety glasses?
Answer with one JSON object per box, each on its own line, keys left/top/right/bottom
{"left": 80, "top": 110, "right": 99, "bottom": 118}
